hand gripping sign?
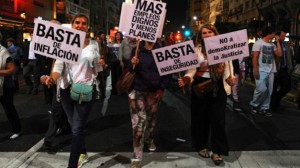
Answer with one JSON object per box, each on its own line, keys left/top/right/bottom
{"left": 118, "top": 0, "right": 166, "bottom": 43}
{"left": 152, "top": 40, "right": 198, "bottom": 76}
{"left": 204, "top": 29, "right": 249, "bottom": 65}
{"left": 31, "top": 19, "right": 86, "bottom": 64}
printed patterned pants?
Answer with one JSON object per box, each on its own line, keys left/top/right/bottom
{"left": 128, "top": 90, "right": 161, "bottom": 160}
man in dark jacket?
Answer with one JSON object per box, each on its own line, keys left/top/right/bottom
{"left": 22, "top": 32, "right": 41, "bottom": 95}
{"left": 271, "top": 31, "right": 294, "bottom": 111}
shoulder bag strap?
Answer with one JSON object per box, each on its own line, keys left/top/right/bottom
{"left": 66, "top": 63, "right": 73, "bottom": 84}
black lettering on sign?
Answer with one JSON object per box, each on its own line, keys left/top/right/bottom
{"left": 35, "top": 23, "right": 81, "bottom": 48}
{"left": 155, "top": 44, "right": 195, "bottom": 62}
{"left": 136, "top": 0, "right": 163, "bottom": 15}
{"left": 36, "top": 23, "right": 46, "bottom": 37}
{"left": 219, "top": 38, "right": 228, "bottom": 44}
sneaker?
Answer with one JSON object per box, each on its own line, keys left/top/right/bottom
{"left": 147, "top": 141, "right": 156, "bottom": 152}
{"left": 129, "top": 160, "right": 141, "bottom": 168}
{"left": 259, "top": 109, "right": 272, "bottom": 117}
{"left": 43, "top": 143, "right": 56, "bottom": 154}
{"left": 78, "top": 154, "right": 89, "bottom": 168}
{"left": 10, "top": 133, "right": 20, "bottom": 139}
{"left": 251, "top": 106, "right": 259, "bottom": 114}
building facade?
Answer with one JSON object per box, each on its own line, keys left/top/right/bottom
{"left": 0, "top": 0, "right": 122, "bottom": 45}
{"left": 90, "top": 0, "right": 121, "bottom": 41}
{"left": 0, "top": 0, "right": 54, "bottom": 46}
{"left": 189, "top": 0, "right": 300, "bottom": 37}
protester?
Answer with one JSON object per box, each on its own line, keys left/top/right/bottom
{"left": 95, "top": 35, "right": 110, "bottom": 99}
{"left": 178, "top": 24, "right": 235, "bottom": 166}
{"left": 22, "top": 32, "right": 40, "bottom": 95}
{"left": 40, "top": 69, "right": 70, "bottom": 154}
{"left": 108, "top": 31, "right": 123, "bottom": 95}
{"left": 39, "top": 19, "right": 70, "bottom": 154}
{"left": 6, "top": 38, "right": 23, "bottom": 91}
{"left": 250, "top": 27, "right": 282, "bottom": 117}
{"left": 271, "top": 30, "right": 294, "bottom": 112}
{"left": 98, "top": 31, "right": 107, "bottom": 46}
{"left": 0, "top": 32, "right": 22, "bottom": 139}
{"left": 119, "top": 37, "right": 136, "bottom": 70}
{"left": 36, "top": 44, "right": 54, "bottom": 105}
{"left": 245, "top": 42, "right": 255, "bottom": 81}
{"left": 163, "top": 32, "right": 175, "bottom": 46}
{"left": 128, "top": 40, "right": 171, "bottom": 168}
{"left": 44, "top": 14, "right": 104, "bottom": 168}
{"left": 231, "top": 58, "right": 245, "bottom": 104}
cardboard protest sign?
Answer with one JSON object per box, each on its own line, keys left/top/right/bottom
{"left": 31, "top": 19, "right": 86, "bottom": 64}
{"left": 204, "top": 29, "right": 249, "bottom": 65}
{"left": 118, "top": 3, "right": 135, "bottom": 35}
{"left": 152, "top": 40, "right": 198, "bottom": 76}
{"left": 118, "top": 0, "right": 166, "bottom": 42}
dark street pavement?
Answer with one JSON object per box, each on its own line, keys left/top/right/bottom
{"left": 1, "top": 75, "right": 300, "bottom": 167}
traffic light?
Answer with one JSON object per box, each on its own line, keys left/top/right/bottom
{"left": 183, "top": 29, "right": 192, "bottom": 38}
{"left": 174, "top": 32, "right": 183, "bottom": 41}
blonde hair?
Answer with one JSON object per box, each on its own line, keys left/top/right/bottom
{"left": 196, "top": 23, "right": 219, "bottom": 54}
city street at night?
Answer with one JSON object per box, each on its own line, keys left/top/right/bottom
{"left": 1, "top": 75, "right": 300, "bottom": 167}
{"left": 1, "top": 0, "right": 300, "bottom": 168}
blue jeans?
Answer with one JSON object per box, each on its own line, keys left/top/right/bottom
{"left": 250, "top": 71, "right": 274, "bottom": 110}
{"left": 60, "top": 86, "right": 95, "bottom": 168}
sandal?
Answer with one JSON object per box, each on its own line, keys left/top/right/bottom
{"left": 198, "top": 149, "right": 210, "bottom": 158}
{"left": 211, "top": 153, "right": 224, "bottom": 165}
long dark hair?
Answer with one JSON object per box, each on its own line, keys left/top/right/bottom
{"left": 113, "top": 31, "right": 123, "bottom": 44}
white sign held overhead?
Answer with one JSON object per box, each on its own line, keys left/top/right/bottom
{"left": 118, "top": 0, "right": 166, "bottom": 42}
{"left": 152, "top": 40, "right": 199, "bottom": 76}
{"left": 204, "top": 29, "right": 249, "bottom": 65}
{"left": 31, "top": 19, "right": 86, "bottom": 64}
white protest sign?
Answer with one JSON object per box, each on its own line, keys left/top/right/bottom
{"left": 152, "top": 40, "right": 198, "bottom": 76}
{"left": 31, "top": 19, "right": 86, "bottom": 64}
{"left": 118, "top": 2, "right": 135, "bottom": 35}
{"left": 118, "top": 0, "right": 166, "bottom": 42}
{"left": 204, "top": 29, "right": 249, "bottom": 65}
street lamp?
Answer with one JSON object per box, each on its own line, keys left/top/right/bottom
{"left": 20, "top": 11, "right": 26, "bottom": 19}
{"left": 181, "top": 25, "right": 185, "bottom": 29}
{"left": 191, "top": 16, "right": 201, "bottom": 36}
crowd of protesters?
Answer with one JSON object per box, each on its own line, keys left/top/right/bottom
{"left": 1, "top": 13, "right": 300, "bottom": 168}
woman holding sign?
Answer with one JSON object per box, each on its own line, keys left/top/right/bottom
{"left": 178, "top": 24, "right": 235, "bottom": 166}
{"left": 44, "top": 14, "right": 105, "bottom": 168}
{"left": 128, "top": 40, "right": 171, "bottom": 168}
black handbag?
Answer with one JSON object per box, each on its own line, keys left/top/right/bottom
{"left": 192, "top": 63, "right": 224, "bottom": 98}
{"left": 192, "top": 79, "right": 216, "bottom": 97}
